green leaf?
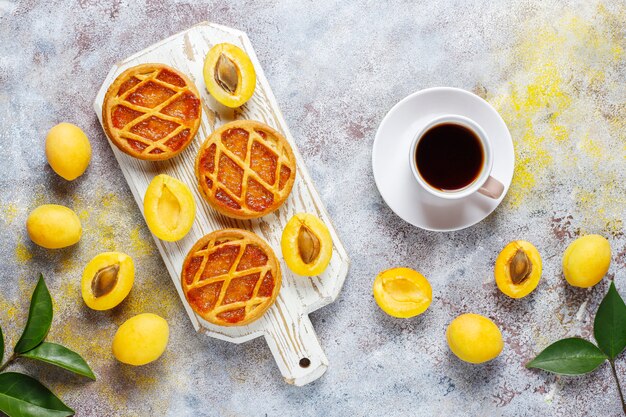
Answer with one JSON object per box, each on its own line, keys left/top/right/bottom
{"left": 14, "top": 275, "right": 52, "bottom": 354}
{"left": 19, "top": 343, "right": 95, "bottom": 381}
{"left": 526, "top": 337, "right": 607, "bottom": 375}
{"left": 594, "top": 281, "right": 626, "bottom": 360}
{"left": 0, "top": 372, "right": 73, "bottom": 417}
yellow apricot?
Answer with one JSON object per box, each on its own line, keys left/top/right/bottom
{"left": 112, "top": 313, "right": 169, "bottom": 366}
{"left": 562, "top": 234, "right": 611, "bottom": 288}
{"left": 446, "top": 313, "right": 503, "bottom": 364}
{"left": 26, "top": 204, "right": 82, "bottom": 249}
{"left": 203, "top": 43, "right": 256, "bottom": 108}
{"left": 45, "top": 122, "right": 91, "bottom": 180}
{"left": 144, "top": 174, "right": 195, "bottom": 242}
{"left": 494, "top": 240, "right": 542, "bottom": 298}
{"left": 373, "top": 267, "right": 432, "bottom": 318}
{"left": 81, "top": 252, "right": 134, "bottom": 310}
{"left": 281, "top": 213, "right": 333, "bottom": 276}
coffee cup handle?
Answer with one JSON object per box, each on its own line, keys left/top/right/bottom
{"left": 478, "top": 176, "right": 504, "bottom": 199}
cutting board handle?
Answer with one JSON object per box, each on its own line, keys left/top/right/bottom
{"left": 264, "top": 311, "right": 328, "bottom": 386}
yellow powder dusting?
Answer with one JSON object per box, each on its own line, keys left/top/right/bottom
{"left": 579, "top": 133, "right": 604, "bottom": 161}
{"left": 15, "top": 241, "right": 32, "bottom": 263}
{"left": 0, "top": 291, "right": 17, "bottom": 323}
{"left": 129, "top": 226, "right": 155, "bottom": 257}
{"left": 1, "top": 203, "right": 19, "bottom": 225}
{"left": 489, "top": 7, "right": 626, "bottom": 209}
{"left": 605, "top": 219, "right": 624, "bottom": 237}
{"left": 115, "top": 281, "right": 178, "bottom": 323}
{"left": 78, "top": 209, "right": 90, "bottom": 222}
{"left": 551, "top": 124, "right": 569, "bottom": 142}
{"left": 573, "top": 179, "right": 626, "bottom": 235}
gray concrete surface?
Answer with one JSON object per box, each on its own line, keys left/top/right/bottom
{"left": 1, "top": 0, "right": 626, "bottom": 415}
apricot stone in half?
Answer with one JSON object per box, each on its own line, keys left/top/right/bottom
{"left": 562, "top": 234, "right": 611, "bottom": 288}
{"left": 82, "top": 252, "right": 134, "bottom": 310}
{"left": 203, "top": 43, "right": 256, "bottom": 108}
{"left": 373, "top": 267, "right": 432, "bottom": 318}
{"left": 281, "top": 213, "right": 333, "bottom": 276}
{"left": 494, "top": 240, "right": 542, "bottom": 298}
{"left": 447, "top": 313, "right": 503, "bottom": 364}
{"left": 144, "top": 174, "right": 195, "bottom": 242}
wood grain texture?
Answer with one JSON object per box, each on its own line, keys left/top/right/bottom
{"left": 93, "top": 22, "right": 350, "bottom": 386}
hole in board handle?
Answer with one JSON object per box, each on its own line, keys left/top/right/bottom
{"left": 299, "top": 358, "right": 311, "bottom": 368}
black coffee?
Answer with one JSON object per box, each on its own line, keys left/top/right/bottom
{"left": 415, "top": 123, "right": 484, "bottom": 191}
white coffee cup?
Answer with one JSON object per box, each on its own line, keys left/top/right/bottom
{"left": 408, "top": 114, "right": 504, "bottom": 200}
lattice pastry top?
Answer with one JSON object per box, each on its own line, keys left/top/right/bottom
{"left": 102, "top": 63, "right": 202, "bottom": 161}
{"left": 181, "top": 228, "right": 281, "bottom": 327}
{"left": 195, "top": 120, "right": 296, "bottom": 219}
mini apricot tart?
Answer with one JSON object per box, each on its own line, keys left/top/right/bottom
{"left": 281, "top": 213, "right": 332, "bottom": 276}
{"left": 373, "top": 267, "right": 432, "bottom": 318}
{"left": 494, "top": 240, "right": 542, "bottom": 298}
{"left": 102, "top": 63, "right": 202, "bottom": 161}
{"left": 203, "top": 43, "right": 256, "bottom": 108}
{"left": 144, "top": 174, "right": 195, "bottom": 242}
{"left": 195, "top": 120, "right": 296, "bottom": 219}
{"left": 82, "top": 252, "right": 134, "bottom": 310}
{"left": 181, "top": 229, "right": 281, "bottom": 326}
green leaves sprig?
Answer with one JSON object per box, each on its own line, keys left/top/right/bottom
{"left": 0, "top": 274, "right": 95, "bottom": 417}
{"left": 527, "top": 281, "right": 626, "bottom": 414}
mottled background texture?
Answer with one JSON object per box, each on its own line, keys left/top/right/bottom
{"left": 1, "top": 0, "right": 626, "bottom": 416}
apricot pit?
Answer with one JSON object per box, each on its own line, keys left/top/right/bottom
{"left": 494, "top": 240, "right": 542, "bottom": 298}
{"left": 144, "top": 174, "right": 195, "bottom": 242}
{"left": 82, "top": 252, "right": 134, "bottom": 310}
{"left": 281, "top": 213, "right": 332, "bottom": 276}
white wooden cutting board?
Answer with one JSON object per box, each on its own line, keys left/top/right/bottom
{"left": 93, "top": 22, "right": 350, "bottom": 386}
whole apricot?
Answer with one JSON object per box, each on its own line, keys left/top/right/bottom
{"left": 281, "top": 213, "right": 333, "bottom": 276}
{"left": 446, "top": 313, "right": 503, "bottom": 364}
{"left": 45, "top": 122, "right": 91, "bottom": 180}
{"left": 144, "top": 174, "right": 195, "bottom": 242}
{"left": 373, "top": 267, "right": 432, "bottom": 318}
{"left": 562, "top": 234, "right": 611, "bottom": 288}
{"left": 82, "top": 252, "right": 134, "bottom": 310}
{"left": 26, "top": 204, "right": 82, "bottom": 249}
{"left": 494, "top": 240, "right": 542, "bottom": 298}
{"left": 112, "top": 313, "right": 169, "bottom": 366}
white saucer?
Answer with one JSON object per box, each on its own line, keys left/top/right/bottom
{"left": 372, "top": 87, "right": 515, "bottom": 232}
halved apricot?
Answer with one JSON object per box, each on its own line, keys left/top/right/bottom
{"left": 281, "top": 213, "right": 332, "bottom": 276}
{"left": 494, "top": 240, "right": 542, "bottom": 298}
{"left": 203, "top": 43, "right": 256, "bottom": 108}
{"left": 373, "top": 267, "right": 432, "bottom": 318}
{"left": 82, "top": 252, "right": 134, "bottom": 310}
{"left": 144, "top": 174, "right": 195, "bottom": 242}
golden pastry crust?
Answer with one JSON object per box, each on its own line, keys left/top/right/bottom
{"left": 181, "top": 228, "right": 281, "bottom": 327}
{"left": 102, "top": 63, "right": 202, "bottom": 161}
{"left": 195, "top": 120, "right": 296, "bottom": 219}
